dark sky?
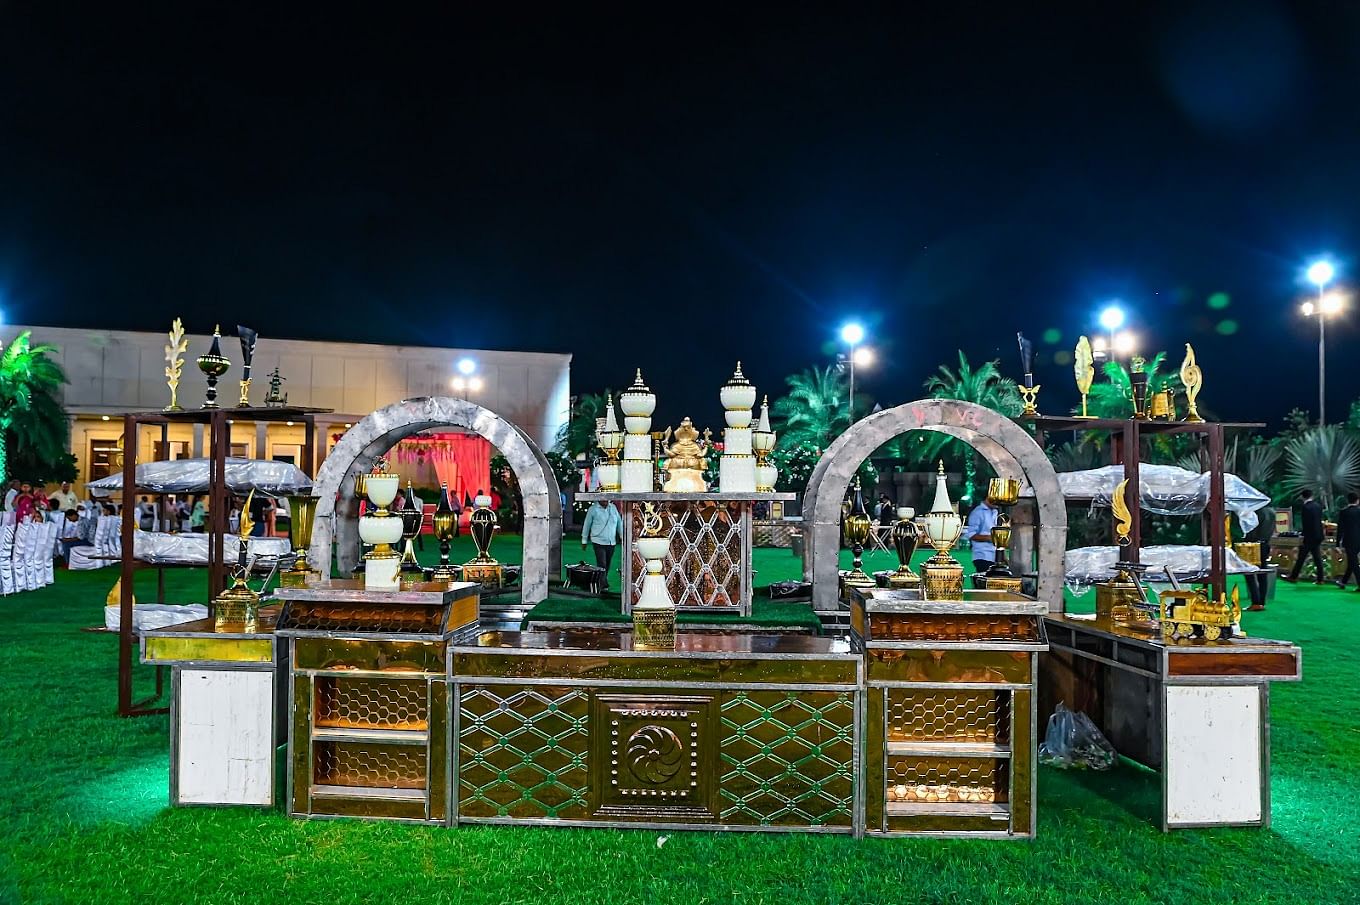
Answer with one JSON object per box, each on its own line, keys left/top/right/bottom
{"left": 2, "top": 2, "right": 1359, "bottom": 428}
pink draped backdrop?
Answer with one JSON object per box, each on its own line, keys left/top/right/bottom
{"left": 386, "top": 433, "right": 492, "bottom": 514}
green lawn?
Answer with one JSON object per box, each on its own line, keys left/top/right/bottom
{"left": 2, "top": 536, "right": 1358, "bottom": 904}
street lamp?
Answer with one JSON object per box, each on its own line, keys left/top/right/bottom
{"left": 839, "top": 323, "right": 867, "bottom": 421}
{"left": 451, "top": 358, "right": 482, "bottom": 397}
{"left": 1301, "top": 270, "right": 1343, "bottom": 424}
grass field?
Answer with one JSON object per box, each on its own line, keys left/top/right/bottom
{"left": 1, "top": 535, "right": 1358, "bottom": 904}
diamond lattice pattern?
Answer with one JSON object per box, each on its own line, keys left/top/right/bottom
{"left": 458, "top": 685, "right": 590, "bottom": 820}
{"left": 718, "top": 691, "right": 855, "bottom": 827}
{"left": 631, "top": 501, "right": 743, "bottom": 608}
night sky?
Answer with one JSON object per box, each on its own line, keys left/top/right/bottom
{"left": 2, "top": 3, "right": 1358, "bottom": 429}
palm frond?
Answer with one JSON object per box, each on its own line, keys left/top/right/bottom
{"left": 1283, "top": 426, "right": 1360, "bottom": 514}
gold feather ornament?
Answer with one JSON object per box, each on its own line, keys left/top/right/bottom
{"left": 1074, "top": 336, "right": 1096, "bottom": 418}
{"left": 163, "top": 318, "right": 189, "bottom": 412}
{"left": 1111, "top": 478, "right": 1133, "bottom": 546}
{"left": 1180, "top": 343, "right": 1204, "bottom": 422}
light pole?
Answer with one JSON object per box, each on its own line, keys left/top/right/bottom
{"left": 839, "top": 322, "right": 866, "bottom": 422}
{"left": 1303, "top": 261, "right": 1338, "bottom": 425}
{"left": 450, "top": 357, "right": 483, "bottom": 398}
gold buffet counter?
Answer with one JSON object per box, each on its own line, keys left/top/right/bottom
{"left": 1041, "top": 614, "right": 1301, "bottom": 830}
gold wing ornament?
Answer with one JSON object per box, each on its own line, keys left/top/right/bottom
{"left": 1074, "top": 336, "right": 1095, "bottom": 417}
{"left": 163, "top": 318, "right": 189, "bottom": 412}
{"left": 238, "top": 489, "right": 256, "bottom": 542}
{"left": 1180, "top": 343, "right": 1204, "bottom": 422}
{"left": 1111, "top": 478, "right": 1133, "bottom": 546}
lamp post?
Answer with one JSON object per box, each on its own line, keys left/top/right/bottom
{"left": 840, "top": 322, "right": 866, "bottom": 422}
{"left": 1304, "top": 260, "right": 1338, "bottom": 425}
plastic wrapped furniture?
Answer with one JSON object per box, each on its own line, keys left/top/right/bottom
{"left": 86, "top": 457, "right": 313, "bottom": 497}
{"left": 0, "top": 524, "right": 14, "bottom": 593}
{"left": 1065, "top": 544, "right": 1259, "bottom": 591}
{"left": 1058, "top": 464, "right": 1270, "bottom": 532}
{"left": 104, "top": 603, "right": 210, "bottom": 632}
{"left": 132, "top": 531, "right": 291, "bottom": 565}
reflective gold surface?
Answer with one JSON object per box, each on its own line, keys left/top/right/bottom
{"left": 144, "top": 636, "right": 273, "bottom": 663}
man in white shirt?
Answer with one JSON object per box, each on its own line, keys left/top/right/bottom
{"left": 580, "top": 500, "right": 624, "bottom": 590}
{"left": 49, "top": 481, "right": 79, "bottom": 512}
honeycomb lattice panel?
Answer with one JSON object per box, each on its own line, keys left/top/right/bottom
{"left": 718, "top": 691, "right": 855, "bottom": 827}
{"left": 277, "top": 602, "right": 444, "bottom": 635}
{"left": 314, "top": 741, "right": 427, "bottom": 789}
{"left": 629, "top": 501, "right": 743, "bottom": 608}
{"left": 887, "top": 690, "right": 1010, "bottom": 744}
{"left": 886, "top": 756, "right": 1007, "bottom": 803}
{"left": 315, "top": 677, "right": 429, "bottom": 731}
{"left": 458, "top": 685, "right": 590, "bottom": 820}
{"left": 874, "top": 615, "right": 1038, "bottom": 643}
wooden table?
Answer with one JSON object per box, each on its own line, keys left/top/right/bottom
{"left": 1041, "top": 614, "right": 1300, "bottom": 830}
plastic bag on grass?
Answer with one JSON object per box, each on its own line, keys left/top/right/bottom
{"left": 1038, "top": 703, "right": 1116, "bottom": 770}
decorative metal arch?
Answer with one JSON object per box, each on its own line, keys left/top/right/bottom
{"left": 802, "top": 398, "right": 1067, "bottom": 612}
{"left": 308, "top": 396, "right": 562, "bottom": 603}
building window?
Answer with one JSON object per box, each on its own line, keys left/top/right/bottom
{"left": 88, "top": 439, "right": 122, "bottom": 481}
{"left": 153, "top": 440, "right": 189, "bottom": 461}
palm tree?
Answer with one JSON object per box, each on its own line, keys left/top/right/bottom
{"left": 918, "top": 353, "right": 1022, "bottom": 502}
{"left": 0, "top": 331, "right": 69, "bottom": 484}
{"left": 1283, "top": 425, "right": 1360, "bottom": 515}
{"left": 555, "top": 390, "right": 615, "bottom": 458}
{"left": 770, "top": 366, "right": 849, "bottom": 452}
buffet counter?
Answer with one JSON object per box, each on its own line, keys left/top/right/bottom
{"left": 1041, "top": 614, "right": 1301, "bottom": 830}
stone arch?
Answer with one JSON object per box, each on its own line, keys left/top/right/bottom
{"left": 802, "top": 398, "right": 1067, "bottom": 612}
{"left": 308, "top": 396, "right": 562, "bottom": 604}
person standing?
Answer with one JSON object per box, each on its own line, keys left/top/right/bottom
{"left": 1283, "top": 489, "right": 1327, "bottom": 584}
{"left": 1244, "top": 502, "right": 1277, "bottom": 612}
{"left": 580, "top": 499, "right": 623, "bottom": 590}
{"left": 190, "top": 497, "right": 207, "bottom": 533}
{"left": 963, "top": 493, "right": 1000, "bottom": 573}
{"left": 1335, "top": 493, "right": 1360, "bottom": 590}
{"left": 877, "top": 494, "right": 895, "bottom": 527}
{"left": 50, "top": 481, "right": 79, "bottom": 512}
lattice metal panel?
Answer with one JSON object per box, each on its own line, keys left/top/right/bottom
{"left": 315, "top": 677, "right": 428, "bottom": 730}
{"left": 629, "top": 501, "right": 743, "bottom": 608}
{"left": 887, "top": 690, "right": 1010, "bottom": 744}
{"left": 718, "top": 691, "right": 855, "bottom": 827}
{"left": 886, "top": 756, "right": 1007, "bottom": 803}
{"left": 314, "top": 741, "right": 427, "bottom": 789}
{"left": 458, "top": 685, "right": 590, "bottom": 820}
{"left": 874, "top": 615, "right": 1038, "bottom": 643}
{"left": 277, "top": 601, "right": 446, "bottom": 635}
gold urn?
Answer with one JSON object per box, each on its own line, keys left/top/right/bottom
{"left": 213, "top": 575, "right": 261, "bottom": 634}
{"left": 921, "top": 461, "right": 964, "bottom": 599}
{"left": 281, "top": 494, "right": 318, "bottom": 588}
{"left": 841, "top": 477, "right": 876, "bottom": 596}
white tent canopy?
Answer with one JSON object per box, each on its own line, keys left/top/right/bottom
{"left": 1057, "top": 464, "right": 1270, "bottom": 533}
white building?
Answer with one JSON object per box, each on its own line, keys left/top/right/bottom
{"left": 5, "top": 325, "right": 571, "bottom": 493}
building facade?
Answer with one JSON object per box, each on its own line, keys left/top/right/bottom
{"left": 5, "top": 325, "right": 571, "bottom": 492}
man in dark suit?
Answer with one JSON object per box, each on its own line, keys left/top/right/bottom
{"left": 1335, "top": 492, "right": 1360, "bottom": 590}
{"left": 1283, "top": 489, "right": 1327, "bottom": 584}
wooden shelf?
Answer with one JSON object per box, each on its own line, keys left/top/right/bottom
{"left": 886, "top": 741, "right": 1011, "bottom": 759}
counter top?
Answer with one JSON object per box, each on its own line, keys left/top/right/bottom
{"left": 459, "top": 629, "right": 854, "bottom": 658}
{"left": 273, "top": 579, "right": 479, "bottom": 604}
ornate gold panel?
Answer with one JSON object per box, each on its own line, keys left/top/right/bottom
{"left": 590, "top": 694, "right": 719, "bottom": 821}
{"left": 886, "top": 689, "right": 1010, "bottom": 744}
{"left": 315, "top": 676, "right": 428, "bottom": 730}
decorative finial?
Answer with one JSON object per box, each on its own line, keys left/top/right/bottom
{"left": 937, "top": 459, "right": 945, "bottom": 474}
{"left": 726, "top": 361, "right": 752, "bottom": 386}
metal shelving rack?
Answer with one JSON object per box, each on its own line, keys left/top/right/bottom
{"left": 116, "top": 405, "right": 328, "bottom": 717}
{"left": 1028, "top": 416, "right": 1264, "bottom": 603}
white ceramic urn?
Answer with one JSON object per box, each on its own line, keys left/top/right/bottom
{"left": 634, "top": 536, "right": 673, "bottom": 610}
{"left": 921, "top": 464, "right": 962, "bottom": 552}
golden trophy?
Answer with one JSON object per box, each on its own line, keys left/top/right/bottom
{"left": 430, "top": 482, "right": 460, "bottom": 583}
{"left": 841, "top": 477, "right": 876, "bottom": 597}
{"left": 887, "top": 507, "right": 921, "bottom": 590}
{"left": 753, "top": 396, "right": 778, "bottom": 492}
{"left": 397, "top": 481, "right": 425, "bottom": 582}
{"left": 163, "top": 318, "right": 188, "bottom": 412}
{"left": 213, "top": 570, "right": 262, "bottom": 634}
{"left": 263, "top": 367, "right": 288, "bottom": 407}
{"left": 462, "top": 493, "right": 503, "bottom": 588}
{"left": 1180, "top": 343, "right": 1204, "bottom": 422}
{"left": 1149, "top": 388, "right": 1174, "bottom": 420}
{"left": 1016, "top": 332, "right": 1040, "bottom": 417}
{"left": 982, "top": 477, "right": 1023, "bottom": 593}
{"left": 1129, "top": 356, "right": 1149, "bottom": 419}
{"left": 195, "top": 326, "right": 231, "bottom": 409}
{"left": 595, "top": 394, "right": 624, "bottom": 492}
{"left": 237, "top": 325, "right": 257, "bottom": 407}
{"left": 281, "top": 494, "right": 317, "bottom": 588}
{"left": 1074, "top": 336, "right": 1096, "bottom": 418}
{"left": 358, "top": 459, "right": 403, "bottom": 590}
{"left": 921, "top": 461, "right": 965, "bottom": 599}
{"left": 661, "top": 418, "right": 710, "bottom": 493}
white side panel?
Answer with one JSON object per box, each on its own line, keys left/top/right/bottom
{"left": 1165, "top": 685, "right": 1262, "bottom": 825}
{"left": 177, "top": 669, "right": 275, "bottom": 806}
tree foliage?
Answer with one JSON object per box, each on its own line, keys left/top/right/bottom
{"left": 916, "top": 352, "right": 1020, "bottom": 502}
{"left": 1282, "top": 426, "right": 1360, "bottom": 515}
{"left": 555, "top": 390, "right": 615, "bottom": 458}
{"left": 770, "top": 366, "right": 850, "bottom": 453}
{"left": 0, "top": 331, "right": 70, "bottom": 484}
